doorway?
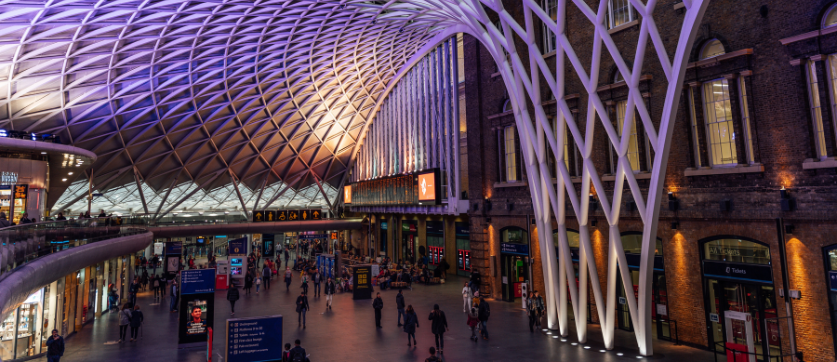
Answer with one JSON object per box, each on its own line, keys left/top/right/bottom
{"left": 501, "top": 254, "right": 529, "bottom": 302}
{"left": 706, "top": 279, "right": 778, "bottom": 361}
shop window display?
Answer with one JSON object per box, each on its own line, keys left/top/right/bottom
{"left": 0, "top": 289, "right": 46, "bottom": 360}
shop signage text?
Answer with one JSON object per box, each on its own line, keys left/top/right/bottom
{"left": 708, "top": 246, "right": 742, "bottom": 257}
{"left": 0, "top": 172, "right": 17, "bottom": 185}
{"left": 501, "top": 243, "right": 529, "bottom": 256}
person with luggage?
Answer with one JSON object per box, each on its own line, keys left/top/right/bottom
{"left": 227, "top": 284, "right": 240, "bottom": 316}
{"left": 372, "top": 292, "right": 384, "bottom": 328}
{"left": 403, "top": 305, "right": 419, "bottom": 347}
{"left": 428, "top": 304, "right": 449, "bottom": 353}
{"left": 324, "top": 277, "right": 336, "bottom": 310}
{"left": 478, "top": 295, "right": 490, "bottom": 340}
{"left": 396, "top": 289, "right": 406, "bottom": 326}
{"left": 296, "top": 291, "right": 309, "bottom": 328}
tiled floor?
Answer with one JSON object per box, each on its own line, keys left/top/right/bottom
{"left": 44, "top": 270, "right": 716, "bottom": 362}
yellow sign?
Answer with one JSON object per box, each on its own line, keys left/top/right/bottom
{"left": 311, "top": 210, "right": 321, "bottom": 220}
{"left": 13, "top": 185, "right": 27, "bottom": 200}
{"left": 330, "top": 232, "right": 337, "bottom": 239}
{"left": 288, "top": 210, "right": 299, "bottom": 221}
{"left": 301, "top": 210, "right": 309, "bottom": 220}
{"left": 265, "top": 210, "right": 275, "bottom": 221}
{"left": 253, "top": 211, "right": 263, "bottom": 222}
{"left": 277, "top": 210, "right": 287, "bottom": 221}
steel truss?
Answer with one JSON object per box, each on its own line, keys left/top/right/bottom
{"left": 354, "top": 0, "right": 710, "bottom": 356}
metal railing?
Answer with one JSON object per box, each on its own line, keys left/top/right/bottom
{"left": 0, "top": 218, "right": 147, "bottom": 279}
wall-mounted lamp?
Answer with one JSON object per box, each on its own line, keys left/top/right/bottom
{"left": 668, "top": 192, "right": 679, "bottom": 211}
{"left": 486, "top": 217, "right": 492, "bottom": 223}
{"left": 473, "top": 203, "right": 480, "bottom": 211}
{"left": 531, "top": 218, "right": 536, "bottom": 225}
{"left": 779, "top": 186, "right": 795, "bottom": 211}
{"left": 589, "top": 193, "right": 598, "bottom": 211}
{"left": 785, "top": 224, "right": 795, "bottom": 235}
{"left": 485, "top": 199, "right": 493, "bottom": 211}
{"left": 590, "top": 218, "right": 597, "bottom": 227}
{"left": 719, "top": 199, "right": 731, "bottom": 212}
{"left": 626, "top": 200, "right": 637, "bottom": 212}
{"left": 671, "top": 222, "right": 679, "bottom": 230}
{"left": 507, "top": 203, "right": 514, "bottom": 211}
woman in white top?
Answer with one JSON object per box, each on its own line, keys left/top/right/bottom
{"left": 462, "top": 282, "right": 471, "bottom": 313}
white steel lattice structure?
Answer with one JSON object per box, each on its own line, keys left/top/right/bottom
{"left": 0, "top": 0, "right": 437, "bottom": 217}
{"left": 352, "top": 0, "right": 710, "bottom": 356}
{"left": 350, "top": 37, "right": 467, "bottom": 215}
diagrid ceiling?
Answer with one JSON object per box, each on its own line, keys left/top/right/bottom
{"left": 0, "top": 0, "right": 439, "bottom": 213}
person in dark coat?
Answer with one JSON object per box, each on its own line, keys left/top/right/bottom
{"left": 288, "top": 339, "right": 308, "bottom": 362}
{"left": 244, "top": 272, "right": 254, "bottom": 294}
{"left": 396, "top": 289, "right": 406, "bottom": 326}
{"left": 478, "top": 296, "right": 490, "bottom": 339}
{"left": 428, "top": 304, "right": 449, "bottom": 353}
{"left": 296, "top": 291, "right": 310, "bottom": 328}
{"left": 130, "top": 305, "right": 144, "bottom": 341}
{"left": 402, "top": 305, "right": 419, "bottom": 347}
{"left": 227, "top": 284, "right": 240, "bottom": 315}
{"left": 324, "top": 277, "right": 336, "bottom": 310}
{"left": 45, "top": 329, "right": 64, "bottom": 362}
{"left": 372, "top": 292, "right": 384, "bottom": 328}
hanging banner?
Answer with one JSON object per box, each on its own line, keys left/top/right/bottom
{"left": 228, "top": 238, "right": 247, "bottom": 256}
{"left": 179, "top": 269, "right": 216, "bottom": 346}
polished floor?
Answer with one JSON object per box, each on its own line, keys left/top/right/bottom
{"left": 44, "top": 270, "right": 715, "bottom": 362}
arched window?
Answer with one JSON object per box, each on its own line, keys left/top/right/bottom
{"left": 612, "top": 71, "right": 641, "bottom": 171}
{"left": 613, "top": 71, "right": 624, "bottom": 84}
{"left": 620, "top": 232, "right": 663, "bottom": 255}
{"left": 700, "top": 39, "right": 725, "bottom": 60}
{"left": 502, "top": 99, "right": 513, "bottom": 113}
{"left": 824, "top": 3, "right": 837, "bottom": 28}
{"left": 552, "top": 229, "right": 580, "bottom": 248}
{"left": 501, "top": 227, "right": 528, "bottom": 244}
{"left": 702, "top": 237, "right": 770, "bottom": 265}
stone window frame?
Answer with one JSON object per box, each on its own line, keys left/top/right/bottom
{"left": 598, "top": 72, "right": 653, "bottom": 177}
{"left": 607, "top": 0, "right": 635, "bottom": 31}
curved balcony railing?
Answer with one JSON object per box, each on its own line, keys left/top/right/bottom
{"left": 0, "top": 218, "right": 147, "bottom": 279}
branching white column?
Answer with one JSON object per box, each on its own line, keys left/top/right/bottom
{"left": 357, "top": 0, "right": 710, "bottom": 356}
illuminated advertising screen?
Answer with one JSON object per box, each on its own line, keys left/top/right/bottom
{"left": 344, "top": 185, "right": 352, "bottom": 204}
{"left": 417, "top": 171, "right": 439, "bottom": 203}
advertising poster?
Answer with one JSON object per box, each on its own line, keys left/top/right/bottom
{"left": 263, "top": 234, "right": 275, "bottom": 257}
{"left": 179, "top": 269, "right": 216, "bottom": 346}
{"left": 228, "top": 237, "right": 248, "bottom": 256}
{"left": 226, "top": 315, "right": 283, "bottom": 362}
{"left": 153, "top": 242, "right": 164, "bottom": 255}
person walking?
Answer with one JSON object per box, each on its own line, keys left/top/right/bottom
{"left": 262, "top": 264, "right": 272, "bottom": 290}
{"left": 130, "top": 305, "right": 144, "bottom": 342}
{"left": 283, "top": 248, "right": 290, "bottom": 268}
{"left": 244, "top": 272, "right": 254, "bottom": 295}
{"left": 324, "top": 277, "right": 336, "bottom": 310}
{"left": 296, "top": 291, "right": 309, "bottom": 328}
{"left": 527, "top": 291, "right": 537, "bottom": 332}
{"left": 300, "top": 271, "right": 309, "bottom": 296}
{"left": 396, "top": 289, "right": 406, "bottom": 326}
{"left": 372, "top": 292, "right": 383, "bottom": 328}
{"left": 227, "top": 284, "right": 240, "bottom": 316}
{"left": 255, "top": 274, "right": 262, "bottom": 294}
{"left": 533, "top": 290, "right": 545, "bottom": 330}
{"left": 284, "top": 267, "right": 293, "bottom": 292}
{"left": 428, "top": 304, "right": 449, "bottom": 353}
{"left": 119, "top": 303, "right": 132, "bottom": 342}
{"left": 312, "top": 269, "right": 321, "bottom": 297}
{"left": 45, "top": 329, "right": 64, "bottom": 362}
{"left": 170, "top": 280, "right": 178, "bottom": 313}
{"left": 467, "top": 307, "right": 480, "bottom": 342}
{"left": 462, "top": 282, "right": 471, "bottom": 312}
{"left": 152, "top": 276, "right": 160, "bottom": 300}
{"left": 403, "top": 305, "right": 419, "bottom": 347}
{"left": 288, "top": 339, "right": 308, "bottom": 362}
{"left": 478, "top": 295, "right": 490, "bottom": 340}
{"left": 129, "top": 277, "right": 140, "bottom": 306}
{"left": 425, "top": 347, "right": 442, "bottom": 362}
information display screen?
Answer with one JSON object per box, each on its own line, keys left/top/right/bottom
{"left": 348, "top": 168, "right": 440, "bottom": 206}
{"left": 226, "top": 315, "right": 283, "bottom": 362}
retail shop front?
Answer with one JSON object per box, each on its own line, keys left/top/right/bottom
{"left": 701, "top": 236, "right": 779, "bottom": 361}
{"left": 455, "top": 222, "right": 470, "bottom": 276}
{"left": 426, "top": 221, "right": 445, "bottom": 268}
{"left": 500, "top": 227, "right": 529, "bottom": 302}
{"left": 614, "top": 232, "right": 671, "bottom": 340}
{"left": 401, "top": 220, "right": 418, "bottom": 264}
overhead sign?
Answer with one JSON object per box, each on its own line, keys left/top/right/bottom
{"left": 330, "top": 232, "right": 338, "bottom": 240}
{"left": 501, "top": 243, "right": 529, "bottom": 256}
{"left": 166, "top": 241, "right": 183, "bottom": 255}
{"left": 252, "top": 211, "right": 264, "bottom": 222}
{"left": 298, "top": 234, "right": 328, "bottom": 240}
{"left": 264, "top": 210, "right": 276, "bottom": 222}
{"left": 348, "top": 168, "right": 440, "bottom": 207}
{"left": 226, "top": 315, "right": 283, "bottom": 362}
{"left": 181, "top": 269, "right": 216, "bottom": 295}
{"left": 702, "top": 260, "right": 773, "bottom": 283}
{"left": 288, "top": 210, "right": 299, "bottom": 221}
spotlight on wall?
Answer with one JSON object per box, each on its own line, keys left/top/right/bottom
{"left": 590, "top": 218, "right": 597, "bottom": 227}
{"left": 671, "top": 222, "right": 679, "bottom": 230}
{"left": 486, "top": 217, "right": 492, "bottom": 223}
{"left": 785, "top": 224, "right": 795, "bottom": 235}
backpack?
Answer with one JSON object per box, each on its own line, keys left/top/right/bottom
{"left": 291, "top": 348, "right": 306, "bottom": 362}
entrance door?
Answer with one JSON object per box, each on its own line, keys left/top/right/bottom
{"left": 501, "top": 255, "right": 528, "bottom": 302}
{"left": 615, "top": 271, "right": 671, "bottom": 339}
{"left": 706, "top": 279, "right": 777, "bottom": 361}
